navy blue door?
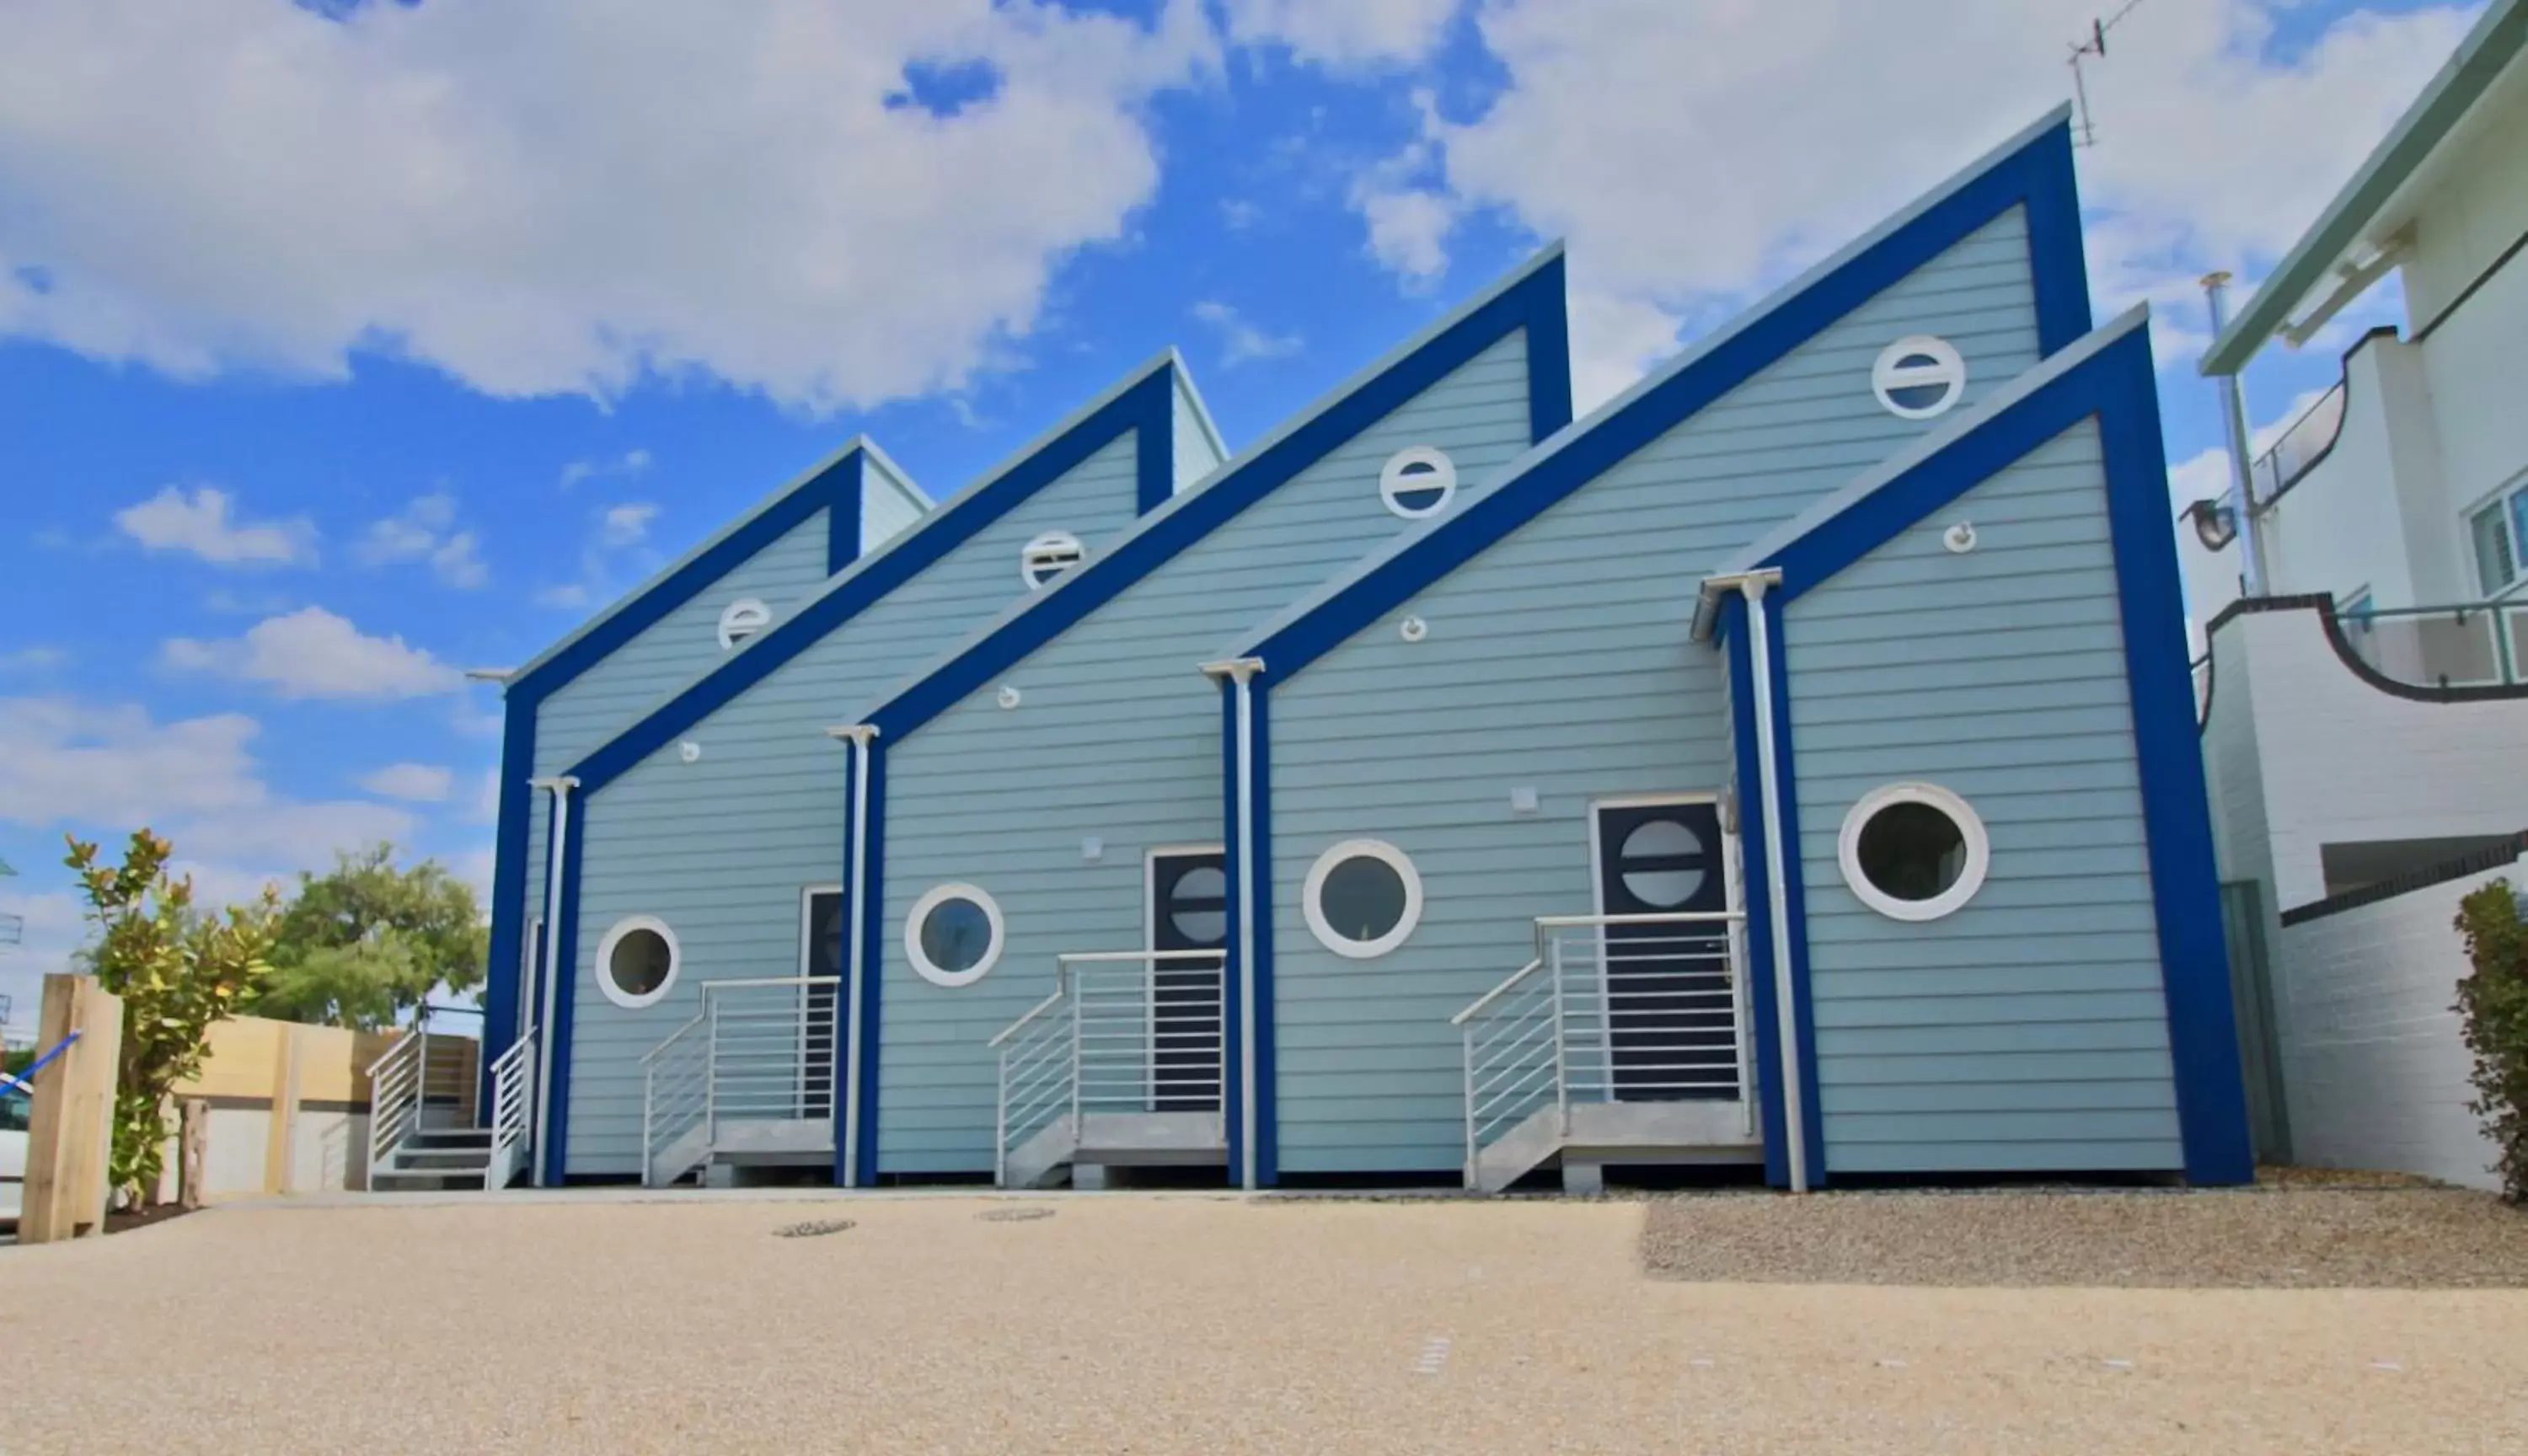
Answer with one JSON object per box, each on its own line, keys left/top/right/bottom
{"left": 1149, "top": 853, "right": 1226, "bottom": 1113}
{"left": 1592, "top": 801, "right": 1735, "bottom": 1101}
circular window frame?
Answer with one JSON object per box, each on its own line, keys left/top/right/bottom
{"left": 1871, "top": 335, "right": 1968, "bottom": 421}
{"left": 1378, "top": 447, "right": 1459, "bottom": 521}
{"left": 1019, "top": 530, "right": 1085, "bottom": 591}
{"left": 594, "top": 914, "right": 682, "bottom": 1010}
{"left": 717, "top": 598, "right": 773, "bottom": 651}
{"left": 1301, "top": 838, "right": 1425, "bottom": 960}
{"left": 903, "top": 881, "right": 1005, "bottom": 988}
{"left": 1835, "top": 783, "right": 1990, "bottom": 923}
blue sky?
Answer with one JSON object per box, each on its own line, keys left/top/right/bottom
{"left": 0, "top": 0, "right": 2482, "bottom": 1008}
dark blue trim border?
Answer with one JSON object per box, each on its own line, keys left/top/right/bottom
{"left": 851, "top": 742, "right": 889, "bottom": 1185}
{"left": 485, "top": 444, "right": 870, "bottom": 1111}
{"left": 1722, "top": 597, "right": 1793, "bottom": 1188}
{"left": 1245, "top": 117, "right": 2090, "bottom": 683}
{"left": 1217, "top": 680, "right": 1247, "bottom": 1182}
{"left": 1247, "top": 681, "right": 1280, "bottom": 1186}
{"left": 1742, "top": 322, "right": 2253, "bottom": 1186}
{"left": 540, "top": 799, "right": 588, "bottom": 1185}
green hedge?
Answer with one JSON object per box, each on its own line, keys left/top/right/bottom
{"left": 2455, "top": 881, "right": 2528, "bottom": 1203}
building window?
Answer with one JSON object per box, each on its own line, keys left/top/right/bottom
{"left": 1020, "top": 531, "right": 1085, "bottom": 590}
{"left": 1302, "top": 839, "right": 1423, "bottom": 959}
{"left": 718, "top": 598, "right": 773, "bottom": 650}
{"left": 1379, "top": 447, "right": 1458, "bottom": 520}
{"left": 1871, "top": 335, "right": 1967, "bottom": 420}
{"left": 802, "top": 889, "right": 844, "bottom": 979}
{"left": 595, "top": 915, "right": 681, "bottom": 1009}
{"left": 2470, "top": 492, "right": 2525, "bottom": 596}
{"left": 904, "top": 883, "right": 1004, "bottom": 988}
{"left": 1836, "top": 784, "right": 1990, "bottom": 923}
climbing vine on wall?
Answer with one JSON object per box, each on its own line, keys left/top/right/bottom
{"left": 2454, "top": 881, "right": 2528, "bottom": 1203}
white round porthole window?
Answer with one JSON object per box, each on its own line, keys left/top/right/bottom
{"left": 1871, "top": 335, "right": 1968, "bottom": 420}
{"left": 717, "top": 598, "right": 773, "bottom": 650}
{"left": 595, "top": 915, "right": 681, "bottom": 1009}
{"left": 1020, "top": 530, "right": 1085, "bottom": 590}
{"left": 1303, "top": 839, "right": 1424, "bottom": 959}
{"left": 1379, "top": 447, "right": 1458, "bottom": 520}
{"left": 905, "top": 882, "right": 1005, "bottom": 988}
{"left": 1836, "top": 783, "right": 1990, "bottom": 922}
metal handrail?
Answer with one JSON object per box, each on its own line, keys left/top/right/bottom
{"left": 1454, "top": 911, "right": 1755, "bottom": 1187}
{"left": 991, "top": 950, "right": 1226, "bottom": 1186}
{"left": 2248, "top": 378, "right": 2347, "bottom": 507}
{"left": 640, "top": 976, "right": 841, "bottom": 1187}
{"left": 2333, "top": 595, "right": 2528, "bottom": 689}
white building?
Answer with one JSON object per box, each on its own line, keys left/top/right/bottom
{"left": 2182, "top": 0, "right": 2525, "bottom": 1188}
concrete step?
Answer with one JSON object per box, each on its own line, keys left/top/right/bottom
{"left": 393, "top": 1148, "right": 495, "bottom": 1171}
{"left": 403, "top": 1127, "right": 493, "bottom": 1149}
{"left": 369, "top": 1168, "right": 488, "bottom": 1192}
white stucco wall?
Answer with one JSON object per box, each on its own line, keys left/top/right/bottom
{"left": 2204, "top": 604, "right": 2528, "bottom": 910}
{"left": 2272, "top": 864, "right": 2513, "bottom": 1191}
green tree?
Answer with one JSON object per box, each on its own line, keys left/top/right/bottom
{"left": 65, "top": 829, "right": 278, "bottom": 1206}
{"left": 257, "top": 845, "right": 488, "bottom": 1030}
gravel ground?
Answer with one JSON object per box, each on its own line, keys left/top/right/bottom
{"left": 1643, "top": 1186, "right": 2528, "bottom": 1287}
{"left": 5, "top": 1192, "right": 2527, "bottom": 1454}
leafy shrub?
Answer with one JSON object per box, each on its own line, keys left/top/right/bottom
{"left": 2454, "top": 881, "right": 2528, "bottom": 1202}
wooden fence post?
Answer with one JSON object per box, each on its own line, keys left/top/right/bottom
{"left": 21, "top": 973, "right": 125, "bottom": 1244}
{"left": 179, "top": 1098, "right": 209, "bottom": 1211}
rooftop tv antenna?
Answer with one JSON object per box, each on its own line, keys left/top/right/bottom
{"left": 2069, "top": 1, "right": 2148, "bottom": 147}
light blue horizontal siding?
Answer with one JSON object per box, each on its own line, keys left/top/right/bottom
{"left": 1265, "top": 211, "right": 2044, "bottom": 1175}
{"left": 874, "top": 330, "right": 1538, "bottom": 1175}
{"left": 1173, "top": 372, "right": 1227, "bottom": 491}
{"left": 862, "top": 462, "right": 929, "bottom": 553}
{"left": 520, "top": 506, "right": 839, "bottom": 1004}
{"left": 560, "top": 434, "right": 1147, "bottom": 1175}
{"left": 1783, "top": 419, "right": 2183, "bottom": 1176}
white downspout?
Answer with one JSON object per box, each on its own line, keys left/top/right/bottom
{"left": 1736, "top": 575, "right": 1810, "bottom": 1193}
{"left": 528, "top": 774, "right": 578, "bottom": 1190}
{"left": 827, "top": 724, "right": 879, "bottom": 1190}
{"left": 1200, "top": 657, "right": 1265, "bottom": 1191}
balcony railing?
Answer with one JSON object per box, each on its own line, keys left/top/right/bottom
{"left": 2338, "top": 597, "right": 2528, "bottom": 690}
{"left": 2247, "top": 382, "right": 2348, "bottom": 509}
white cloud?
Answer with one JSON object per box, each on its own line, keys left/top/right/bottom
{"left": 559, "top": 448, "right": 652, "bottom": 490}
{"left": 356, "top": 491, "right": 490, "bottom": 589}
{"left": 0, "top": 887, "right": 88, "bottom": 1009}
{"left": 1224, "top": 0, "right": 1461, "bottom": 67}
{"left": 0, "top": 645, "right": 67, "bottom": 672}
{"left": 1191, "top": 300, "right": 1303, "bottom": 366}
{"left": 358, "top": 762, "right": 455, "bottom": 803}
{"left": 0, "top": 0, "right": 1217, "bottom": 413}
{"left": 175, "top": 800, "right": 415, "bottom": 868}
{"left": 469, "top": 768, "right": 501, "bottom": 824}
{"left": 1354, "top": 186, "right": 1456, "bottom": 286}
{"left": 113, "top": 484, "right": 317, "bottom": 566}
{"left": 163, "top": 605, "right": 465, "bottom": 701}
{"left": 1351, "top": 0, "right": 2474, "bottom": 400}
{"left": 533, "top": 582, "right": 592, "bottom": 612}
{"left": 0, "top": 698, "right": 265, "bottom": 827}
{"left": 600, "top": 503, "right": 661, "bottom": 549}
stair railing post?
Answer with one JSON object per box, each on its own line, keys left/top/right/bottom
{"left": 1550, "top": 934, "right": 1570, "bottom": 1138}
{"left": 704, "top": 995, "right": 720, "bottom": 1150}
{"left": 415, "top": 1005, "right": 431, "bottom": 1132}
{"left": 994, "top": 1046, "right": 1009, "bottom": 1188}
{"left": 1068, "top": 969, "right": 1084, "bottom": 1142}
{"left": 1461, "top": 1023, "right": 1478, "bottom": 1189}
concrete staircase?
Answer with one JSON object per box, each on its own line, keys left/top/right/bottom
{"left": 369, "top": 1127, "right": 497, "bottom": 1192}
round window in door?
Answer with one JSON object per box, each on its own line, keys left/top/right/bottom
{"left": 905, "top": 883, "right": 1004, "bottom": 988}
{"left": 1303, "top": 839, "right": 1423, "bottom": 959}
{"left": 1593, "top": 800, "right": 1731, "bottom": 1102}
{"left": 1167, "top": 864, "right": 1228, "bottom": 945}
